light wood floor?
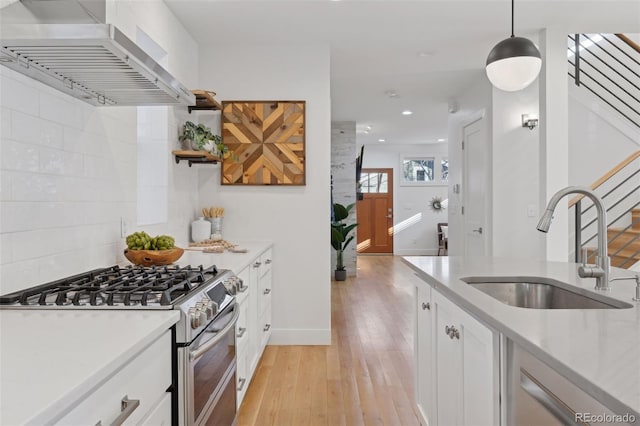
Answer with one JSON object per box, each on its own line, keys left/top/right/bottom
{"left": 237, "top": 255, "right": 423, "bottom": 426}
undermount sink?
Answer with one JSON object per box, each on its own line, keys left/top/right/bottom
{"left": 461, "top": 277, "right": 633, "bottom": 309}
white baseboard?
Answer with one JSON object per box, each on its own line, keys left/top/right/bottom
{"left": 268, "top": 328, "right": 331, "bottom": 345}
{"left": 394, "top": 248, "right": 439, "bottom": 256}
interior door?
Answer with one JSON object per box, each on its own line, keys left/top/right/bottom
{"left": 462, "top": 118, "right": 489, "bottom": 256}
{"left": 357, "top": 168, "right": 394, "bottom": 253}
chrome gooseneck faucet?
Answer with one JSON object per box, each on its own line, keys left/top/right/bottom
{"left": 537, "top": 186, "right": 611, "bottom": 291}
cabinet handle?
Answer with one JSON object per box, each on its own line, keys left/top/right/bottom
{"left": 263, "top": 288, "right": 271, "bottom": 295}
{"left": 263, "top": 323, "right": 271, "bottom": 332}
{"left": 421, "top": 302, "right": 430, "bottom": 310}
{"left": 237, "top": 327, "right": 247, "bottom": 338}
{"left": 237, "top": 377, "right": 247, "bottom": 391}
{"left": 109, "top": 395, "right": 140, "bottom": 426}
{"left": 445, "top": 325, "right": 451, "bottom": 336}
{"left": 265, "top": 259, "right": 272, "bottom": 264}
{"left": 254, "top": 261, "right": 262, "bottom": 268}
{"left": 238, "top": 284, "right": 248, "bottom": 293}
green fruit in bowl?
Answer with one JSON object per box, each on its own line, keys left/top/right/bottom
{"left": 126, "top": 232, "right": 175, "bottom": 250}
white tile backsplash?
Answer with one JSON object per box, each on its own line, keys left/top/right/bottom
{"left": 39, "top": 147, "right": 84, "bottom": 176}
{"left": 39, "top": 119, "right": 64, "bottom": 149}
{"left": 0, "top": 74, "right": 39, "bottom": 116}
{"left": 1, "top": 107, "right": 10, "bottom": 139}
{"left": 0, "top": 258, "right": 41, "bottom": 294}
{"left": 0, "top": 171, "right": 12, "bottom": 202}
{"left": 10, "top": 111, "right": 44, "bottom": 144}
{"left": 39, "top": 91, "right": 83, "bottom": 129}
{"left": 0, "top": 67, "right": 200, "bottom": 294}
{"left": 1, "top": 140, "right": 40, "bottom": 172}
{"left": 0, "top": 233, "right": 13, "bottom": 264}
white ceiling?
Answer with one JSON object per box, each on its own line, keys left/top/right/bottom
{"left": 165, "top": 0, "right": 640, "bottom": 145}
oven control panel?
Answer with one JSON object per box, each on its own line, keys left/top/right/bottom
{"left": 222, "top": 276, "right": 246, "bottom": 295}
{"left": 189, "top": 295, "right": 219, "bottom": 329}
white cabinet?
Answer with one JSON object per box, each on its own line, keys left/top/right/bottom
{"left": 415, "top": 284, "right": 435, "bottom": 426}
{"left": 139, "top": 393, "right": 172, "bottom": 425}
{"left": 235, "top": 246, "right": 273, "bottom": 408}
{"left": 58, "top": 331, "right": 172, "bottom": 425}
{"left": 415, "top": 286, "right": 499, "bottom": 426}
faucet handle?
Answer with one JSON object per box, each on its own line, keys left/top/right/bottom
{"left": 581, "top": 247, "right": 589, "bottom": 265}
{"left": 609, "top": 274, "right": 640, "bottom": 301}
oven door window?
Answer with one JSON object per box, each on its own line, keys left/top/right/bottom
{"left": 192, "top": 306, "right": 237, "bottom": 424}
{"left": 203, "top": 369, "right": 237, "bottom": 426}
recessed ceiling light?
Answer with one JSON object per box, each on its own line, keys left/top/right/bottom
{"left": 437, "top": 138, "right": 446, "bottom": 142}
{"left": 378, "top": 138, "right": 386, "bottom": 143}
{"left": 364, "top": 130, "right": 370, "bottom": 134}
{"left": 385, "top": 90, "right": 398, "bottom": 98}
{"left": 417, "top": 51, "right": 435, "bottom": 58}
{"left": 402, "top": 110, "right": 413, "bottom": 116}
{"left": 365, "top": 125, "right": 372, "bottom": 131}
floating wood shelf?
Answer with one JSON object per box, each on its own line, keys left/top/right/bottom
{"left": 188, "top": 89, "right": 222, "bottom": 113}
{"left": 172, "top": 150, "right": 221, "bottom": 167}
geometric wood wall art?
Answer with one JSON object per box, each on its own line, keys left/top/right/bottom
{"left": 221, "top": 100, "right": 306, "bottom": 185}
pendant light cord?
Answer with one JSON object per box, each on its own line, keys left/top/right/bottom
{"left": 511, "top": 0, "right": 515, "bottom": 37}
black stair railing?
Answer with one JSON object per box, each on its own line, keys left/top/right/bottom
{"left": 570, "top": 151, "right": 640, "bottom": 269}
{"left": 568, "top": 33, "right": 640, "bottom": 130}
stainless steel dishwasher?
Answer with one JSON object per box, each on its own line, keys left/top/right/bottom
{"left": 505, "top": 340, "right": 637, "bottom": 425}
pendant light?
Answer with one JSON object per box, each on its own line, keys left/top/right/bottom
{"left": 485, "top": 0, "right": 541, "bottom": 92}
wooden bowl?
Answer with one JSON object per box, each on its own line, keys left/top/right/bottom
{"left": 124, "top": 247, "right": 184, "bottom": 267}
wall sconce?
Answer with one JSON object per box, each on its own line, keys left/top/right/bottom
{"left": 522, "top": 114, "right": 539, "bottom": 130}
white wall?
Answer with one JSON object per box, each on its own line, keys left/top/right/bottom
{"left": 363, "top": 143, "right": 448, "bottom": 255}
{"left": 568, "top": 84, "right": 640, "bottom": 187}
{"left": 0, "top": 3, "right": 199, "bottom": 294}
{"left": 447, "top": 76, "right": 493, "bottom": 256}
{"left": 539, "top": 29, "right": 570, "bottom": 262}
{"left": 491, "top": 82, "right": 545, "bottom": 260}
{"left": 197, "top": 43, "right": 331, "bottom": 345}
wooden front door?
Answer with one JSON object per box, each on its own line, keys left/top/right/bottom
{"left": 357, "top": 168, "right": 394, "bottom": 253}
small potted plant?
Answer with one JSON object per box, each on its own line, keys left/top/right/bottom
{"left": 331, "top": 202, "right": 358, "bottom": 281}
{"left": 179, "top": 121, "right": 228, "bottom": 157}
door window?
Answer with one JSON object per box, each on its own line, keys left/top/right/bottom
{"left": 360, "top": 172, "right": 389, "bottom": 193}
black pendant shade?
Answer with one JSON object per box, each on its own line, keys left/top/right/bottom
{"left": 485, "top": 0, "right": 542, "bottom": 92}
{"left": 486, "top": 36, "right": 541, "bottom": 65}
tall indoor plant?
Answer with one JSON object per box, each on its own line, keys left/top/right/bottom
{"left": 331, "top": 202, "right": 358, "bottom": 281}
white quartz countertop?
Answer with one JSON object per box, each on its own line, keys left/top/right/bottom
{"left": 175, "top": 241, "right": 273, "bottom": 273}
{"left": 0, "top": 309, "right": 180, "bottom": 425}
{"left": 403, "top": 256, "right": 640, "bottom": 417}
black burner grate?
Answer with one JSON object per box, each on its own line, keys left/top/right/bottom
{"left": 0, "top": 264, "right": 218, "bottom": 307}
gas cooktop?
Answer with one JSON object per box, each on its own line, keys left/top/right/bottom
{"left": 0, "top": 264, "right": 222, "bottom": 309}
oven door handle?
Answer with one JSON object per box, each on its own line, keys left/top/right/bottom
{"left": 189, "top": 303, "right": 240, "bottom": 362}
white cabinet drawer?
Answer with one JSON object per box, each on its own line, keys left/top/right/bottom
{"left": 57, "top": 331, "right": 171, "bottom": 425}
{"left": 259, "top": 304, "right": 272, "bottom": 351}
{"left": 236, "top": 349, "right": 249, "bottom": 409}
{"left": 236, "top": 299, "right": 249, "bottom": 354}
{"left": 235, "top": 267, "right": 250, "bottom": 304}
{"left": 259, "top": 248, "right": 273, "bottom": 278}
{"left": 139, "top": 393, "right": 171, "bottom": 425}
{"left": 258, "top": 268, "right": 272, "bottom": 317}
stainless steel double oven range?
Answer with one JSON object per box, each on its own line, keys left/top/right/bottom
{"left": 0, "top": 264, "right": 241, "bottom": 425}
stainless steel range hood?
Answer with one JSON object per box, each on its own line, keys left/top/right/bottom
{"left": 0, "top": 0, "right": 195, "bottom": 106}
